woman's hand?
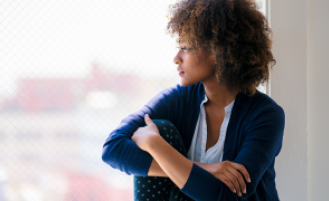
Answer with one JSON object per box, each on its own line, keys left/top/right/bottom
{"left": 131, "top": 114, "right": 160, "bottom": 151}
{"left": 199, "top": 161, "right": 251, "bottom": 197}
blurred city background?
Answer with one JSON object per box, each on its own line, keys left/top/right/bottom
{"left": 0, "top": 0, "right": 265, "bottom": 200}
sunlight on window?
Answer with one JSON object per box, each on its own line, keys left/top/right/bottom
{"left": 0, "top": 0, "right": 268, "bottom": 200}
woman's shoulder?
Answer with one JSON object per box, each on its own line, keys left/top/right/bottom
{"left": 155, "top": 82, "right": 205, "bottom": 99}
{"left": 240, "top": 90, "right": 283, "bottom": 109}
{"left": 236, "top": 90, "right": 285, "bottom": 122}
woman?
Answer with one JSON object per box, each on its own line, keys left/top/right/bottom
{"left": 102, "top": 0, "right": 285, "bottom": 200}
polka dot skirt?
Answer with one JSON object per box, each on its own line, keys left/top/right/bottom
{"left": 134, "top": 120, "right": 195, "bottom": 201}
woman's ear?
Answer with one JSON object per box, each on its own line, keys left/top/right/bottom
{"left": 211, "top": 53, "right": 217, "bottom": 64}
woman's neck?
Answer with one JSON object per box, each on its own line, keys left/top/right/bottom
{"left": 202, "top": 76, "right": 239, "bottom": 108}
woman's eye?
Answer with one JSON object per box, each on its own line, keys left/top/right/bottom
{"left": 180, "top": 47, "right": 190, "bottom": 52}
{"left": 176, "top": 46, "right": 192, "bottom": 52}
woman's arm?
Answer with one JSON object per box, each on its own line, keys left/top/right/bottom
{"left": 147, "top": 134, "right": 193, "bottom": 187}
{"left": 148, "top": 159, "right": 168, "bottom": 177}
{"left": 182, "top": 105, "right": 285, "bottom": 200}
{"left": 134, "top": 105, "right": 285, "bottom": 201}
{"left": 102, "top": 86, "right": 180, "bottom": 176}
{"left": 134, "top": 114, "right": 250, "bottom": 197}
{"left": 148, "top": 159, "right": 221, "bottom": 178}
{"left": 148, "top": 157, "right": 250, "bottom": 196}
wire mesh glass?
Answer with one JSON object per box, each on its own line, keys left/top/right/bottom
{"left": 0, "top": 0, "right": 266, "bottom": 200}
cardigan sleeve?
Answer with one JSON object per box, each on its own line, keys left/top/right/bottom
{"left": 101, "top": 86, "right": 180, "bottom": 176}
{"left": 181, "top": 105, "right": 285, "bottom": 201}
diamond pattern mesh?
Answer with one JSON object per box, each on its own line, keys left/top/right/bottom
{"left": 0, "top": 0, "right": 266, "bottom": 200}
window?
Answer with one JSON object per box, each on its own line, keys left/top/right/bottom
{"left": 1, "top": 0, "right": 268, "bottom": 200}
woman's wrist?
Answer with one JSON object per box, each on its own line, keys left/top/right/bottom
{"left": 193, "top": 162, "right": 214, "bottom": 175}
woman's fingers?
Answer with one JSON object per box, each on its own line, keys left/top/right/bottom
{"left": 224, "top": 170, "right": 242, "bottom": 197}
{"left": 227, "top": 166, "right": 246, "bottom": 195}
{"left": 144, "top": 114, "right": 154, "bottom": 126}
{"left": 231, "top": 162, "right": 251, "bottom": 183}
{"left": 208, "top": 161, "right": 250, "bottom": 197}
{"left": 218, "top": 173, "right": 236, "bottom": 193}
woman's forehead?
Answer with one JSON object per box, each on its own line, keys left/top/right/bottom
{"left": 177, "top": 37, "right": 188, "bottom": 44}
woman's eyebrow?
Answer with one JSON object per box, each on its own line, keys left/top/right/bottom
{"left": 177, "top": 37, "right": 187, "bottom": 43}
{"left": 178, "top": 41, "right": 187, "bottom": 46}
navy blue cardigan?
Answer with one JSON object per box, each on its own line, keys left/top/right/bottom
{"left": 102, "top": 82, "right": 285, "bottom": 201}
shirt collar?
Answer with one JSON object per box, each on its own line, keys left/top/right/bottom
{"left": 200, "top": 94, "right": 235, "bottom": 114}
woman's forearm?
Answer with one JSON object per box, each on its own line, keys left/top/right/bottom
{"left": 145, "top": 136, "right": 248, "bottom": 197}
{"left": 146, "top": 135, "right": 193, "bottom": 189}
{"left": 148, "top": 159, "right": 168, "bottom": 177}
{"left": 148, "top": 158, "right": 210, "bottom": 178}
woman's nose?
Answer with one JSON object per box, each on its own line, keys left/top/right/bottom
{"left": 173, "top": 52, "right": 181, "bottom": 65}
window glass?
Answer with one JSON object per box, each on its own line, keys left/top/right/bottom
{"left": 0, "top": 0, "right": 268, "bottom": 200}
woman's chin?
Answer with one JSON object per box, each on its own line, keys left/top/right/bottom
{"left": 180, "top": 80, "right": 199, "bottom": 87}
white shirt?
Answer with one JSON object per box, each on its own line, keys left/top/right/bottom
{"left": 187, "top": 94, "right": 235, "bottom": 163}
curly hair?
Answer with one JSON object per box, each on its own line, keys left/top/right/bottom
{"left": 167, "top": 0, "right": 275, "bottom": 95}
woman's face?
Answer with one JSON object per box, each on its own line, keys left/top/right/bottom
{"left": 173, "top": 39, "right": 217, "bottom": 87}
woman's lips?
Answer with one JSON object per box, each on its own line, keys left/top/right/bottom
{"left": 177, "top": 68, "right": 185, "bottom": 76}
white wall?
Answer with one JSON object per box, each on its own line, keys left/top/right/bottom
{"left": 270, "top": 0, "right": 308, "bottom": 200}
{"left": 307, "top": 1, "right": 329, "bottom": 200}
{"left": 270, "top": 0, "right": 329, "bottom": 200}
